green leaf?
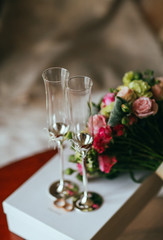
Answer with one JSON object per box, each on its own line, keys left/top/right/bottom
{"left": 143, "top": 69, "right": 155, "bottom": 86}
{"left": 144, "top": 69, "right": 154, "bottom": 76}
{"left": 66, "top": 131, "right": 72, "bottom": 140}
{"left": 133, "top": 71, "right": 142, "bottom": 80}
{"left": 68, "top": 154, "right": 76, "bottom": 163}
{"left": 109, "top": 88, "right": 117, "bottom": 93}
{"left": 76, "top": 173, "right": 83, "bottom": 181}
{"left": 108, "top": 97, "right": 126, "bottom": 127}
{"left": 65, "top": 168, "right": 76, "bottom": 175}
{"left": 92, "top": 102, "right": 100, "bottom": 115}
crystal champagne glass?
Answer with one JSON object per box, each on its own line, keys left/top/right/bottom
{"left": 66, "top": 76, "right": 103, "bottom": 212}
{"left": 42, "top": 67, "right": 79, "bottom": 199}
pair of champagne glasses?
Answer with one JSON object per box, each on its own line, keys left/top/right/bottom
{"left": 42, "top": 67, "right": 103, "bottom": 212}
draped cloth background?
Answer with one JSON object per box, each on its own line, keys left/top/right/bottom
{"left": 0, "top": 1, "right": 163, "bottom": 239}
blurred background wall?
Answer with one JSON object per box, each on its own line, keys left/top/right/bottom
{"left": 0, "top": 0, "right": 163, "bottom": 166}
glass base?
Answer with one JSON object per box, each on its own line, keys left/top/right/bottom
{"left": 73, "top": 192, "right": 103, "bottom": 212}
{"left": 49, "top": 180, "right": 79, "bottom": 199}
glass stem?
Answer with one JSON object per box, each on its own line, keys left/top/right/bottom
{"left": 57, "top": 140, "right": 64, "bottom": 193}
{"left": 81, "top": 151, "right": 88, "bottom": 204}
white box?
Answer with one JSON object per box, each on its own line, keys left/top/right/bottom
{"left": 3, "top": 148, "right": 145, "bottom": 240}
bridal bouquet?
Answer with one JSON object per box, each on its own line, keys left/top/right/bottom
{"left": 66, "top": 70, "right": 163, "bottom": 182}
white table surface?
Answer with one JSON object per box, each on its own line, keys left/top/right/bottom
{"left": 3, "top": 146, "right": 143, "bottom": 240}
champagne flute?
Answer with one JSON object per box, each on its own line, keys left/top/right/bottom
{"left": 42, "top": 67, "right": 79, "bottom": 199}
{"left": 67, "top": 76, "right": 103, "bottom": 212}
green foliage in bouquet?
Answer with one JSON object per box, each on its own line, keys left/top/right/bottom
{"left": 66, "top": 70, "right": 163, "bottom": 182}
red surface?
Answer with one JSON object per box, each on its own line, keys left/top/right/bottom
{"left": 0, "top": 149, "right": 56, "bottom": 240}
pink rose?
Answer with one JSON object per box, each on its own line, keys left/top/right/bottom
{"left": 88, "top": 114, "right": 106, "bottom": 135}
{"left": 152, "top": 77, "right": 163, "bottom": 100}
{"left": 117, "top": 86, "right": 136, "bottom": 102}
{"left": 101, "top": 93, "right": 115, "bottom": 108}
{"left": 98, "top": 155, "right": 117, "bottom": 173}
{"left": 93, "top": 126, "right": 112, "bottom": 153}
{"left": 132, "top": 97, "right": 158, "bottom": 118}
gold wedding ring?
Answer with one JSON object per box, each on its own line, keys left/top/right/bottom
{"left": 53, "top": 198, "right": 74, "bottom": 212}
{"left": 54, "top": 198, "right": 66, "bottom": 208}
{"left": 64, "top": 202, "right": 74, "bottom": 212}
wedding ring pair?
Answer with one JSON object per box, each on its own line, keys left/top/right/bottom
{"left": 54, "top": 198, "right": 74, "bottom": 212}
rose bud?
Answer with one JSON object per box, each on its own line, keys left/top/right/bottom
{"left": 121, "top": 116, "right": 130, "bottom": 125}
{"left": 152, "top": 77, "right": 163, "bottom": 101}
{"left": 117, "top": 86, "right": 136, "bottom": 103}
{"left": 121, "top": 103, "right": 130, "bottom": 113}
